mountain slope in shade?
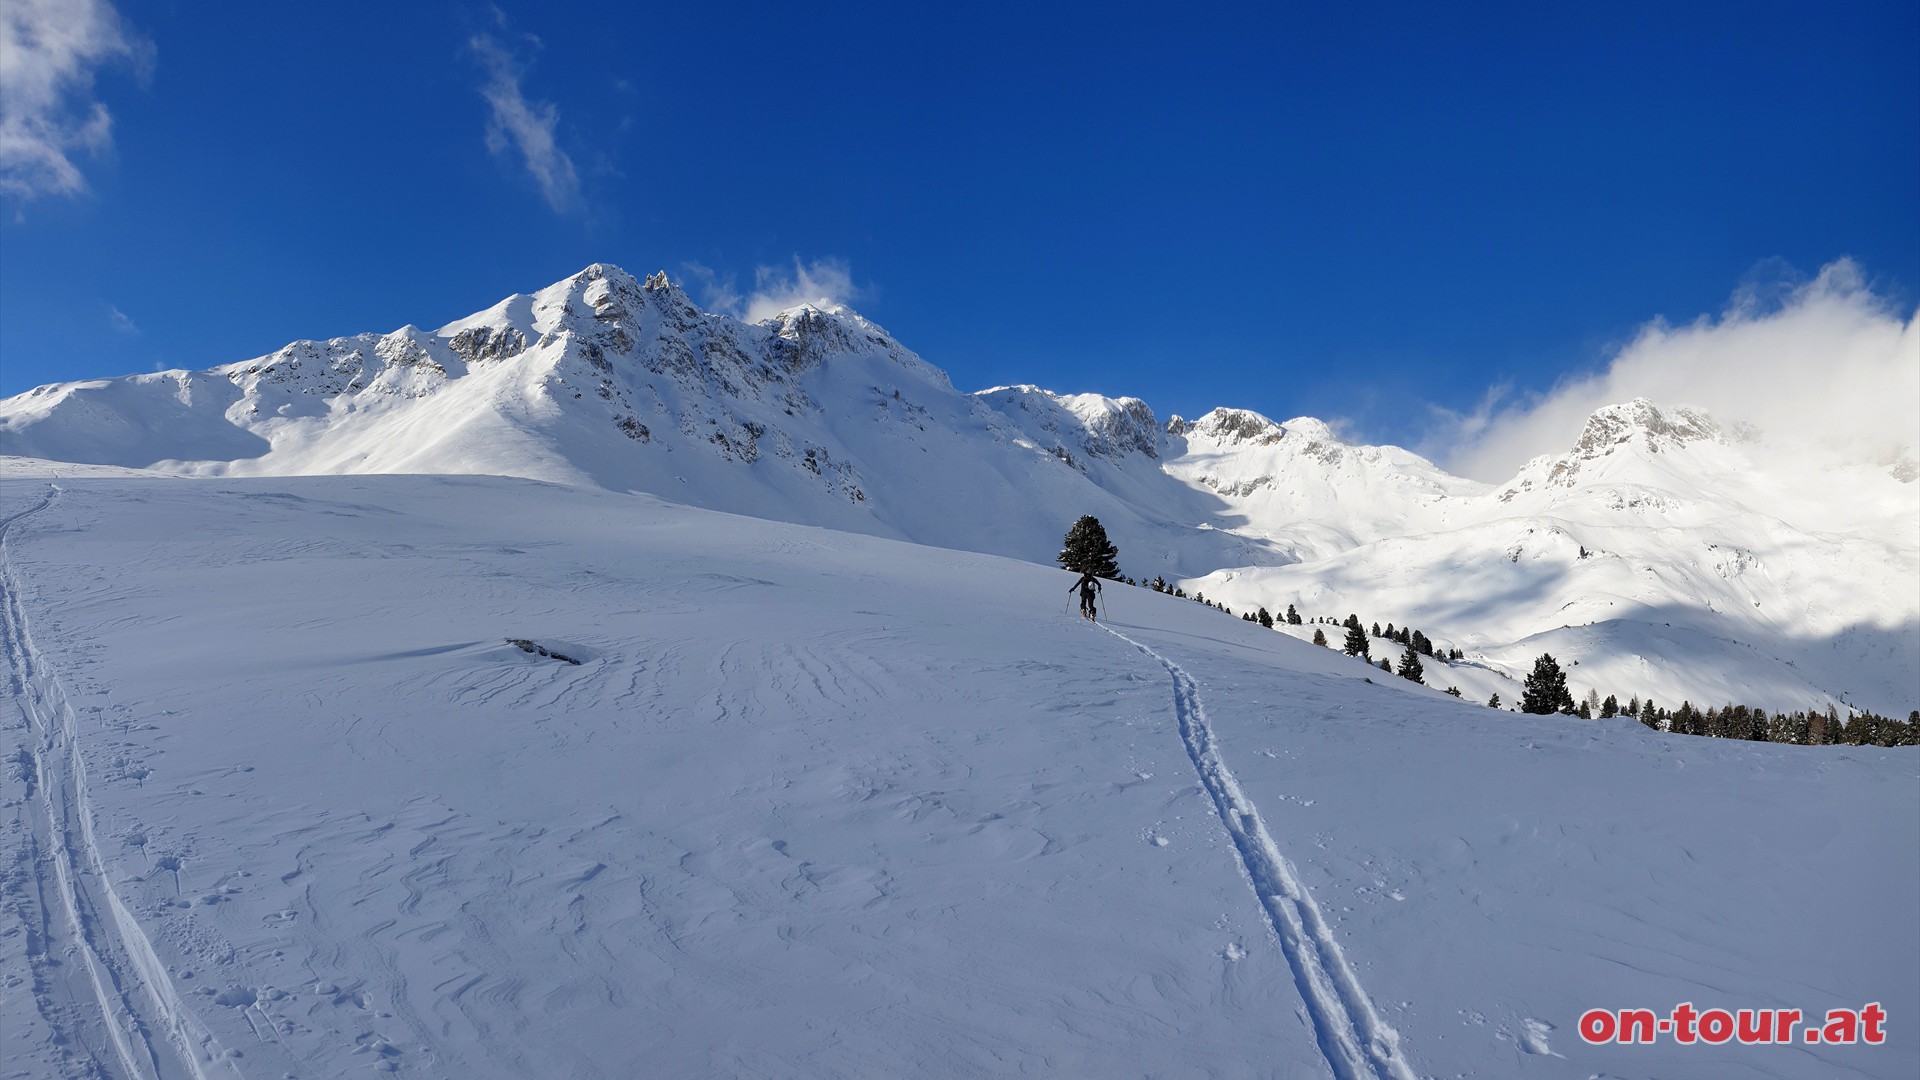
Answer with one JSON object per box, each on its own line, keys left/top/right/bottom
{"left": 2, "top": 263, "right": 1913, "bottom": 714}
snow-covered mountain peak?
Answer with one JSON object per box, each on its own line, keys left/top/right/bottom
{"left": 1170, "top": 409, "right": 1351, "bottom": 455}
{"left": 1160, "top": 406, "right": 1477, "bottom": 548}
{"left": 1570, "top": 398, "right": 1726, "bottom": 458}
{"left": 1493, "top": 398, "right": 1752, "bottom": 505}
{"left": 973, "top": 385, "right": 1163, "bottom": 464}
{"left": 561, "top": 261, "right": 703, "bottom": 330}
{"left": 1182, "top": 407, "right": 1287, "bottom": 445}
{"left": 1276, "top": 415, "right": 1339, "bottom": 445}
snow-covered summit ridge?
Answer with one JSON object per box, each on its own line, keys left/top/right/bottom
{"left": 975, "top": 385, "right": 1164, "bottom": 462}
{"left": 1553, "top": 398, "right": 1743, "bottom": 470}
{"left": 1163, "top": 408, "right": 1339, "bottom": 447}
{"left": 1496, "top": 398, "right": 1766, "bottom": 505}
{"left": 0, "top": 261, "right": 958, "bottom": 482}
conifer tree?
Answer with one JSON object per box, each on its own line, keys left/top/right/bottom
{"left": 1058, "top": 516, "right": 1120, "bottom": 577}
{"left": 1312, "top": 628, "right": 1328, "bottom": 647}
{"left": 1378, "top": 657, "right": 1392, "bottom": 673}
{"left": 1520, "top": 654, "right": 1575, "bottom": 714}
{"left": 1487, "top": 692, "right": 1501, "bottom": 709}
{"left": 1445, "top": 686, "right": 1462, "bottom": 697}
{"left": 1843, "top": 712, "right": 1872, "bottom": 746}
{"left": 1600, "top": 694, "right": 1619, "bottom": 718}
{"left": 1768, "top": 712, "right": 1801, "bottom": 744}
{"left": 1343, "top": 621, "right": 1371, "bottom": 659}
{"left": 1396, "top": 643, "right": 1424, "bottom": 684}
{"left": 1286, "top": 604, "right": 1301, "bottom": 625}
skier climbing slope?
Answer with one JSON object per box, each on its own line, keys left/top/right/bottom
{"left": 1068, "top": 568, "right": 1103, "bottom": 620}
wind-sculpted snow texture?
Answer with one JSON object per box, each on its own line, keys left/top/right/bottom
{"left": 0, "top": 472, "right": 1913, "bottom": 1079}
{"left": 1, "top": 262, "right": 1914, "bottom": 712}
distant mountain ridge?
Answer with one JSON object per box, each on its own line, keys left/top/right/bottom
{"left": 3, "top": 262, "right": 1914, "bottom": 714}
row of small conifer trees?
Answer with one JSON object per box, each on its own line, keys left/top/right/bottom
{"left": 1149, "top": 589, "right": 1917, "bottom": 749}
{"left": 1059, "top": 515, "right": 1914, "bottom": 748}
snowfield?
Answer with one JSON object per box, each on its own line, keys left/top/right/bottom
{"left": 3, "top": 470, "right": 1914, "bottom": 1079}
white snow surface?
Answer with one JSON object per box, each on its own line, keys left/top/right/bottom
{"left": 2, "top": 472, "right": 1914, "bottom": 1079}
{"left": 1, "top": 262, "right": 1915, "bottom": 715}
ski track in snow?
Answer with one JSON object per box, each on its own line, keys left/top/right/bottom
{"left": 1, "top": 485, "right": 227, "bottom": 1080}
{"left": 1103, "top": 623, "right": 1419, "bottom": 1080}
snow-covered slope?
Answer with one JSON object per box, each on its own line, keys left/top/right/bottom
{"left": 1195, "top": 400, "right": 1920, "bottom": 714}
{"left": 3, "top": 472, "right": 1913, "bottom": 1080}
{"left": 2, "top": 264, "right": 1914, "bottom": 714}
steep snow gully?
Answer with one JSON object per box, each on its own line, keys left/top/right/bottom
{"left": 1103, "top": 624, "right": 1418, "bottom": 1080}
{"left": 1, "top": 486, "right": 226, "bottom": 1080}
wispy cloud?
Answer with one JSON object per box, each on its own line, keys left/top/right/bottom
{"left": 684, "top": 257, "right": 866, "bottom": 323}
{"left": 0, "top": 0, "right": 147, "bottom": 201}
{"left": 745, "top": 258, "right": 861, "bottom": 322}
{"left": 1440, "top": 259, "right": 1920, "bottom": 481}
{"left": 680, "top": 261, "right": 743, "bottom": 315}
{"left": 469, "top": 30, "right": 578, "bottom": 213}
{"left": 107, "top": 303, "right": 137, "bottom": 334}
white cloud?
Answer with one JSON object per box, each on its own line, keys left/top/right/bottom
{"left": 1442, "top": 260, "right": 1920, "bottom": 481}
{"left": 0, "top": 0, "right": 146, "bottom": 200}
{"left": 743, "top": 258, "right": 860, "bottom": 323}
{"left": 107, "top": 303, "right": 136, "bottom": 334}
{"left": 682, "top": 257, "right": 864, "bottom": 323}
{"left": 470, "top": 32, "right": 578, "bottom": 213}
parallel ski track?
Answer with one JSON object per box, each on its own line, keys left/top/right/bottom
{"left": 1103, "top": 624, "right": 1418, "bottom": 1080}
{"left": 2, "top": 485, "right": 226, "bottom": 1080}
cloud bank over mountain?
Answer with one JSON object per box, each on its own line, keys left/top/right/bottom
{"left": 1439, "top": 259, "right": 1920, "bottom": 481}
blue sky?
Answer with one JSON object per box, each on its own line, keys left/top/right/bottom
{"left": 3, "top": 0, "right": 1916, "bottom": 468}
